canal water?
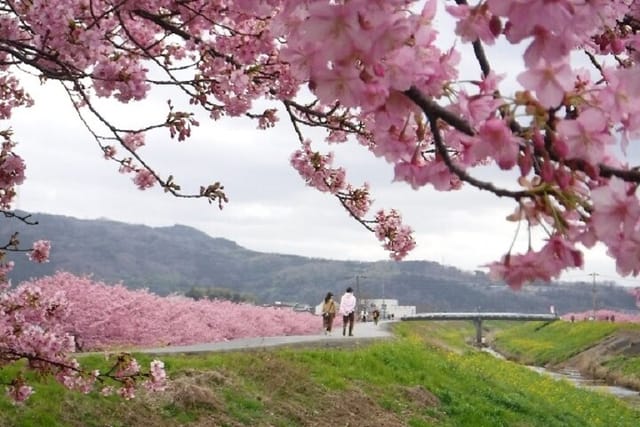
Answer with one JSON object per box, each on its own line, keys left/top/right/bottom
{"left": 482, "top": 347, "right": 640, "bottom": 405}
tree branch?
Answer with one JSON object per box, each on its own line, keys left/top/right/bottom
{"left": 403, "top": 86, "right": 475, "bottom": 136}
{"left": 424, "top": 111, "right": 531, "bottom": 200}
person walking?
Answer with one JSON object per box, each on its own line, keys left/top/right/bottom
{"left": 339, "top": 287, "right": 357, "bottom": 337}
{"left": 372, "top": 308, "right": 380, "bottom": 325}
{"left": 321, "top": 292, "right": 337, "bottom": 335}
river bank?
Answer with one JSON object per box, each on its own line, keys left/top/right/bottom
{"left": 487, "top": 321, "right": 640, "bottom": 406}
{"left": 483, "top": 344, "right": 640, "bottom": 407}
{"left": 4, "top": 320, "right": 639, "bottom": 426}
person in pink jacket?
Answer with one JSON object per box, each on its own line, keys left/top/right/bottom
{"left": 339, "top": 287, "right": 357, "bottom": 336}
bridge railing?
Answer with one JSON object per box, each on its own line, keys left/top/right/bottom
{"left": 401, "top": 312, "right": 559, "bottom": 322}
{"left": 401, "top": 312, "right": 559, "bottom": 345}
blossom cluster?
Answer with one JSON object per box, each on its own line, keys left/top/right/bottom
{"left": 0, "top": 1, "right": 639, "bottom": 278}
{"left": 274, "top": 0, "right": 640, "bottom": 288}
{"left": 0, "top": 275, "right": 168, "bottom": 404}
{"left": 2, "top": 271, "right": 319, "bottom": 403}
{"left": 24, "top": 272, "right": 320, "bottom": 350}
{"left": 2, "top": 0, "right": 640, "bottom": 404}
{"left": 278, "top": 0, "right": 640, "bottom": 286}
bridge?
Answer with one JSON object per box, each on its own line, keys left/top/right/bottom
{"left": 401, "top": 312, "right": 559, "bottom": 345}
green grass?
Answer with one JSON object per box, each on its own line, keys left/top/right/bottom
{"left": 491, "top": 320, "right": 636, "bottom": 365}
{"left": 604, "top": 356, "right": 640, "bottom": 380}
{"left": 1, "top": 323, "right": 639, "bottom": 426}
{"left": 392, "top": 320, "right": 477, "bottom": 351}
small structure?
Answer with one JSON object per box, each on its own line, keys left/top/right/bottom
{"left": 315, "top": 298, "right": 416, "bottom": 320}
{"left": 270, "top": 301, "right": 313, "bottom": 313}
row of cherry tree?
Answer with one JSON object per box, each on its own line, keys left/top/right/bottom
{"left": 1, "top": 0, "right": 640, "bottom": 403}
{"left": 1, "top": 271, "right": 318, "bottom": 402}
{"left": 31, "top": 272, "right": 319, "bottom": 351}
{"left": 562, "top": 310, "right": 640, "bottom": 322}
{"left": 2, "top": 270, "right": 167, "bottom": 402}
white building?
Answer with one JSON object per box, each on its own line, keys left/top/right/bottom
{"left": 315, "top": 297, "right": 415, "bottom": 320}
{"left": 363, "top": 298, "right": 416, "bottom": 319}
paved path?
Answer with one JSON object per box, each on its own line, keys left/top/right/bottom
{"left": 135, "top": 320, "right": 396, "bottom": 355}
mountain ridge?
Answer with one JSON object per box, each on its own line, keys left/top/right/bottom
{"left": 1, "top": 211, "right": 636, "bottom": 314}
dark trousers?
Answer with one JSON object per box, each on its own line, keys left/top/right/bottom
{"left": 342, "top": 312, "right": 354, "bottom": 336}
{"left": 323, "top": 314, "right": 335, "bottom": 331}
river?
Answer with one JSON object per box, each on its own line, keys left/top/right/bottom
{"left": 482, "top": 347, "right": 640, "bottom": 406}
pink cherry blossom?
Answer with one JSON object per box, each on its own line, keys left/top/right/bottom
{"left": 312, "top": 63, "right": 366, "bottom": 109}
{"left": 517, "top": 59, "right": 574, "bottom": 107}
{"left": 590, "top": 178, "right": 640, "bottom": 243}
{"left": 133, "top": 170, "right": 156, "bottom": 190}
{"left": 487, "top": 251, "right": 548, "bottom": 290}
{"left": 556, "top": 108, "right": 615, "bottom": 166}
{"left": 27, "top": 240, "right": 51, "bottom": 263}
{"left": 0, "top": 154, "right": 25, "bottom": 187}
{"left": 446, "top": 3, "right": 497, "bottom": 45}
{"left": 374, "top": 210, "right": 416, "bottom": 261}
{"left": 474, "top": 118, "right": 521, "bottom": 170}
{"left": 6, "top": 382, "right": 33, "bottom": 404}
{"left": 290, "top": 142, "right": 347, "bottom": 194}
{"left": 604, "top": 230, "right": 640, "bottom": 276}
{"left": 27, "top": 272, "right": 321, "bottom": 350}
{"left": 122, "top": 133, "right": 146, "bottom": 152}
{"left": 1, "top": 0, "right": 640, "bottom": 403}
{"left": 144, "top": 360, "right": 167, "bottom": 392}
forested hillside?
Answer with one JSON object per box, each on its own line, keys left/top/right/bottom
{"left": 3, "top": 212, "right": 637, "bottom": 314}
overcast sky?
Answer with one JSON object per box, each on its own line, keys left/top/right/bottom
{"left": 7, "top": 7, "right": 639, "bottom": 290}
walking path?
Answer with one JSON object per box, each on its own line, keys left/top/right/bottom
{"left": 136, "top": 320, "right": 396, "bottom": 355}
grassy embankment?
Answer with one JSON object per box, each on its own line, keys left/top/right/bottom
{"left": 1, "top": 321, "right": 639, "bottom": 426}
{"left": 491, "top": 319, "right": 640, "bottom": 389}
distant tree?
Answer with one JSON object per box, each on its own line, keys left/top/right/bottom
{"left": 184, "top": 286, "right": 206, "bottom": 301}
{"left": 1, "top": 0, "right": 640, "bottom": 401}
{"left": 185, "top": 286, "right": 256, "bottom": 303}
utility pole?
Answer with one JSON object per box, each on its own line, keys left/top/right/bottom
{"left": 382, "top": 278, "right": 385, "bottom": 301}
{"left": 381, "top": 278, "right": 387, "bottom": 319}
{"left": 589, "top": 272, "right": 599, "bottom": 320}
{"left": 356, "top": 274, "right": 366, "bottom": 313}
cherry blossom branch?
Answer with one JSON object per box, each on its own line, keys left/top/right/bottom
{"left": 454, "top": 0, "right": 491, "bottom": 77}
{"left": 283, "top": 101, "right": 374, "bottom": 232}
{"left": 0, "top": 232, "right": 31, "bottom": 252}
{"left": 0, "top": 346, "right": 161, "bottom": 397}
{"left": 0, "top": 347, "right": 83, "bottom": 373}
{"left": 0, "top": 210, "right": 38, "bottom": 225}
{"left": 114, "top": 15, "right": 227, "bottom": 115}
{"left": 131, "top": 9, "right": 242, "bottom": 69}
{"left": 596, "top": 164, "right": 640, "bottom": 183}
{"left": 423, "top": 109, "right": 532, "bottom": 200}
{"left": 60, "top": 83, "right": 228, "bottom": 208}
{"left": 404, "top": 86, "right": 475, "bottom": 136}
{"left": 0, "top": 39, "right": 84, "bottom": 80}
{"left": 283, "top": 99, "right": 369, "bottom": 137}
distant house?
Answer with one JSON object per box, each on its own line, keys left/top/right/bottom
{"left": 269, "top": 301, "right": 313, "bottom": 313}
{"left": 315, "top": 298, "right": 415, "bottom": 320}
